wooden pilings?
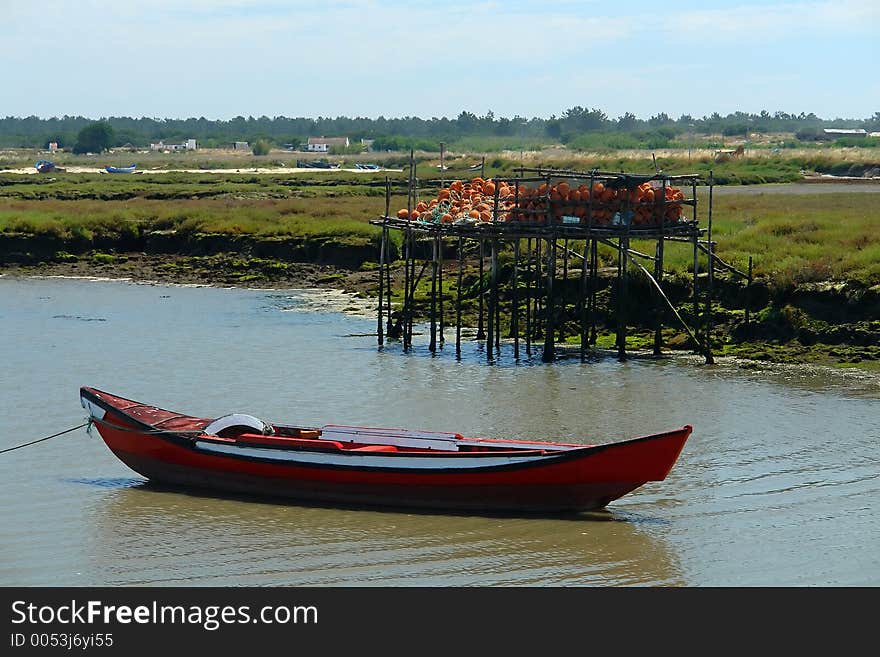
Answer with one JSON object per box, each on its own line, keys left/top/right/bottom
{"left": 376, "top": 221, "right": 727, "bottom": 365}
{"left": 374, "top": 168, "right": 728, "bottom": 366}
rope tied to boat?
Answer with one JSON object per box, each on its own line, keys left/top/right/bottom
{"left": 0, "top": 416, "right": 204, "bottom": 456}
{"left": 0, "top": 421, "right": 90, "bottom": 455}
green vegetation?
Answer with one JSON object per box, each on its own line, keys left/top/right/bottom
{"left": 251, "top": 139, "right": 272, "bottom": 156}
{"left": 1, "top": 169, "right": 877, "bottom": 288}
{"left": 72, "top": 122, "right": 115, "bottom": 154}
{"left": 0, "top": 195, "right": 388, "bottom": 242}
{"left": 630, "top": 192, "right": 880, "bottom": 287}
{"left": 2, "top": 111, "right": 879, "bottom": 152}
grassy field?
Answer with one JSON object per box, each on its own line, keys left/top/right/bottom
{"left": 1, "top": 167, "right": 877, "bottom": 286}
{"left": 633, "top": 192, "right": 880, "bottom": 286}
{"left": 3, "top": 143, "right": 879, "bottom": 182}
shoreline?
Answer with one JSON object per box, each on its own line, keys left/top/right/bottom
{"left": 0, "top": 253, "right": 377, "bottom": 293}
{"left": 4, "top": 254, "right": 879, "bottom": 375}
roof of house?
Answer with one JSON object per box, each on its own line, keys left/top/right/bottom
{"left": 308, "top": 136, "right": 349, "bottom": 145}
{"left": 823, "top": 128, "right": 867, "bottom": 135}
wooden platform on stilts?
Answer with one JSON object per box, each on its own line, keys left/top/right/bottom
{"left": 371, "top": 162, "right": 751, "bottom": 365}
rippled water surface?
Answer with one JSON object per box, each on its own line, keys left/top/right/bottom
{"left": 1, "top": 277, "right": 878, "bottom": 586}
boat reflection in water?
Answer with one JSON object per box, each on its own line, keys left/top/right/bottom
{"left": 83, "top": 480, "right": 685, "bottom": 586}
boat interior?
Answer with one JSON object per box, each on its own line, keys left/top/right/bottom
{"left": 200, "top": 414, "right": 577, "bottom": 455}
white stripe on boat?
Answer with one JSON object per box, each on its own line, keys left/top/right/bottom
{"left": 195, "top": 441, "right": 556, "bottom": 469}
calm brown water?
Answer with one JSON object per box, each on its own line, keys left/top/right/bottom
{"left": 1, "top": 277, "right": 878, "bottom": 586}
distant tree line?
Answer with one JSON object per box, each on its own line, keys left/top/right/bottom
{"left": 1, "top": 110, "right": 877, "bottom": 151}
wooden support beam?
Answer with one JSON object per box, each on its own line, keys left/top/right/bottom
{"left": 377, "top": 223, "right": 386, "bottom": 346}
{"left": 512, "top": 239, "right": 520, "bottom": 360}
{"left": 542, "top": 235, "right": 557, "bottom": 362}
{"left": 456, "top": 236, "right": 463, "bottom": 357}
{"left": 525, "top": 238, "right": 532, "bottom": 357}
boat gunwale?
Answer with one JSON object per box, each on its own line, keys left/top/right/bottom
{"left": 80, "top": 386, "right": 692, "bottom": 475}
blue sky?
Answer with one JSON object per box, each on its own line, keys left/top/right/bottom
{"left": 4, "top": 0, "right": 877, "bottom": 121}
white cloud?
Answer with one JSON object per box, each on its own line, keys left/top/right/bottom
{"left": 1, "top": 0, "right": 876, "bottom": 118}
{"left": 669, "top": 0, "right": 880, "bottom": 41}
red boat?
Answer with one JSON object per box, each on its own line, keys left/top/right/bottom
{"left": 80, "top": 386, "right": 692, "bottom": 514}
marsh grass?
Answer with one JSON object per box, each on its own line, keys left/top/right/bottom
{"left": 630, "top": 192, "right": 880, "bottom": 285}
{"left": 0, "top": 195, "right": 388, "bottom": 241}
{"left": 1, "top": 169, "right": 877, "bottom": 286}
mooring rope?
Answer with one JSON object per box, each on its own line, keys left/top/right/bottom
{"left": 0, "top": 421, "right": 90, "bottom": 455}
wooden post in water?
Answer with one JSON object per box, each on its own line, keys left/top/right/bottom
{"left": 512, "top": 239, "right": 520, "bottom": 360}
{"left": 438, "top": 237, "right": 444, "bottom": 346}
{"left": 455, "top": 236, "right": 463, "bottom": 357}
{"left": 429, "top": 232, "right": 438, "bottom": 353}
{"left": 579, "top": 239, "right": 589, "bottom": 361}
{"left": 494, "top": 240, "right": 501, "bottom": 354}
{"left": 590, "top": 238, "right": 599, "bottom": 345}
{"left": 559, "top": 237, "right": 569, "bottom": 345}
{"left": 587, "top": 173, "right": 597, "bottom": 347}
{"left": 616, "top": 236, "right": 628, "bottom": 361}
{"left": 542, "top": 234, "right": 557, "bottom": 362}
{"left": 402, "top": 154, "right": 414, "bottom": 350}
{"left": 704, "top": 171, "right": 715, "bottom": 365}
{"left": 486, "top": 239, "right": 496, "bottom": 359}
{"left": 385, "top": 233, "right": 393, "bottom": 336}
{"left": 477, "top": 239, "right": 485, "bottom": 341}
{"left": 534, "top": 238, "right": 543, "bottom": 340}
{"left": 525, "top": 238, "right": 532, "bottom": 357}
{"left": 692, "top": 178, "right": 700, "bottom": 342}
{"left": 377, "top": 223, "right": 386, "bottom": 346}
{"left": 384, "top": 177, "right": 394, "bottom": 337}
{"left": 654, "top": 179, "right": 667, "bottom": 356}
{"left": 745, "top": 255, "right": 753, "bottom": 325}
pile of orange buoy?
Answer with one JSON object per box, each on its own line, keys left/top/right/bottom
{"left": 396, "top": 177, "right": 686, "bottom": 227}
{"left": 396, "top": 177, "right": 516, "bottom": 224}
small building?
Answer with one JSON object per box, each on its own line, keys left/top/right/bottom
{"left": 307, "top": 136, "right": 349, "bottom": 152}
{"left": 233, "top": 141, "right": 249, "bottom": 151}
{"left": 48, "top": 142, "right": 58, "bottom": 152}
{"left": 150, "top": 139, "right": 198, "bottom": 151}
{"left": 822, "top": 128, "right": 867, "bottom": 139}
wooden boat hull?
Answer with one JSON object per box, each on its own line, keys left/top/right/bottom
{"left": 81, "top": 387, "right": 691, "bottom": 513}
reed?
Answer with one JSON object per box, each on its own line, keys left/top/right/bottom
{"left": 1, "top": 170, "right": 877, "bottom": 286}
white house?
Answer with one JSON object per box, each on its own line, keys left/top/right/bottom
{"left": 307, "top": 136, "right": 349, "bottom": 152}
{"left": 150, "top": 139, "right": 198, "bottom": 151}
